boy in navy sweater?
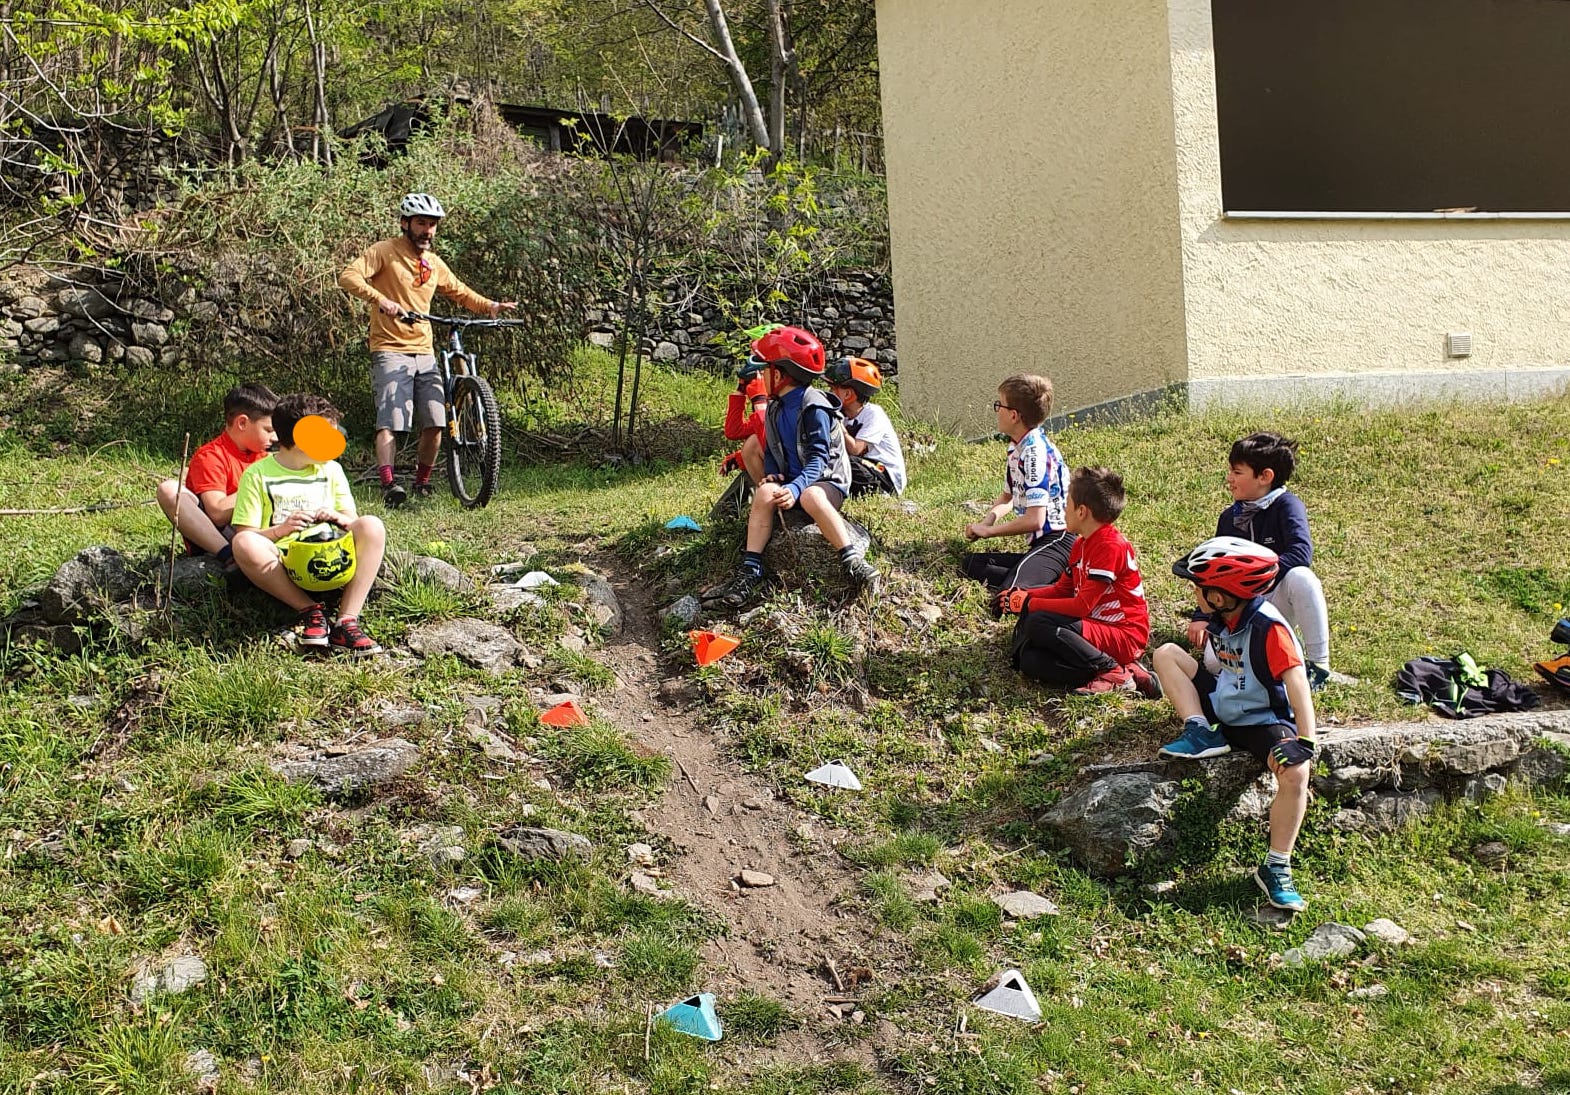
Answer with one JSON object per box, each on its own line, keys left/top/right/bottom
{"left": 1187, "top": 432, "right": 1335, "bottom": 690}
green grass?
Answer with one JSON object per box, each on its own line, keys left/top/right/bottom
{"left": 1, "top": 371, "right": 1569, "bottom": 1092}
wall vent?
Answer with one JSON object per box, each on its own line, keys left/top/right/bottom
{"left": 1446, "top": 331, "right": 1473, "bottom": 358}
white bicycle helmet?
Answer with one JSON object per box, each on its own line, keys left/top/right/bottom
{"left": 399, "top": 193, "right": 446, "bottom": 219}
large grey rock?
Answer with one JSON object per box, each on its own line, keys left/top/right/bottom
{"left": 496, "top": 826, "right": 592, "bottom": 862}
{"left": 56, "top": 287, "right": 116, "bottom": 319}
{"left": 1046, "top": 712, "right": 1570, "bottom": 878}
{"left": 404, "top": 555, "right": 474, "bottom": 592}
{"left": 35, "top": 546, "right": 138, "bottom": 624}
{"left": 992, "top": 891, "right": 1059, "bottom": 918}
{"left": 761, "top": 519, "right": 873, "bottom": 595}
{"left": 67, "top": 333, "right": 103, "bottom": 365}
{"left": 407, "top": 618, "right": 525, "bottom": 676}
{"left": 1331, "top": 790, "right": 1443, "bottom": 833}
{"left": 1283, "top": 923, "right": 1365, "bottom": 967}
{"left": 130, "top": 320, "right": 168, "bottom": 347}
{"left": 1362, "top": 919, "right": 1412, "bottom": 947}
{"left": 271, "top": 738, "right": 419, "bottom": 797}
{"left": 130, "top": 954, "right": 208, "bottom": 1001}
{"left": 664, "top": 595, "right": 702, "bottom": 629}
{"left": 1038, "top": 771, "right": 1180, "bottom": 878}
{"left": 124, "top": 345, "right": 155, "bottom": 369}
{"left": 569, "top": 569, "right": 623, "bottom": 634}
{"left": 164, "top": 555, "right": 227, "bottom": 598}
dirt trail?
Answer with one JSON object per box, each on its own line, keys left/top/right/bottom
{"left": 590, "top": 558, "right": 892, "bottom": 1062}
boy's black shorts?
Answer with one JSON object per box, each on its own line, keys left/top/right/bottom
{"left": 1193, "top": 668, "right": 1302, "bottom": 765}
{"left": 848, "top": 457, "right": 899, "bottom": 498}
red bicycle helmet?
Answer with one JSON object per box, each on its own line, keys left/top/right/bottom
{"left": 751, "top": 325, "right": 825, "bottom": 379}
{"left": 826, "top": 357, "right": 884, "bottom": 400}
{"left": 1172, "top": 536, "right": 1279, "bottom": 599}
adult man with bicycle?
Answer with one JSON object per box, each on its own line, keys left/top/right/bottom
{"left": 338, "top": 193, "right": 518, "bottom": 507}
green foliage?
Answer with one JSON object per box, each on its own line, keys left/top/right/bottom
{"left": 159, "top": 647, "right": 321, "bottom": 739}
{"left": 77, "top": 1013, "right": 191, "bottom": 1095}
{"left": 548, "top": 721, "right": 672, "bottom": 792}
{"left": 718, "top": 992, "right": 799, "bottom": 1045}
{"left": 213, "top": 767, "right": 320, "bottom": 828}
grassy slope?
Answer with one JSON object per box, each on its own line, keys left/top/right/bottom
{"left": 1, "top": 362, "right": 1568, "bottom": 1095}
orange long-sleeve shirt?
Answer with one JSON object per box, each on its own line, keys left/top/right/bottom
{"left": 338, "top": 237, "right": 494, "bottom": 354}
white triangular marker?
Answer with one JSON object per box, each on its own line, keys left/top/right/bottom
{"left": 515, "top": 571, "right": 559, "bottom": 589}
{"left": 804, "top": 760, "right": 862, "bottom": 791}
{"left": 972, "top": 969, "right": 1042, "bottom": 1022}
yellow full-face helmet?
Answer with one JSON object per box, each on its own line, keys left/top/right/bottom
{"left": 278, "top": 522, "right": 357, "bottom": 592}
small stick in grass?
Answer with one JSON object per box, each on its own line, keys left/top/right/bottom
{"left": 163, "top": 432, "right": 191, "bottom": 614}
{"left": 643, "top": 1001, "right": 654, "bottom": 1061}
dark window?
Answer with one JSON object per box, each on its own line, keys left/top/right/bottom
{"left": 1212, "top": 0, "right": 1570, "bottom": 213}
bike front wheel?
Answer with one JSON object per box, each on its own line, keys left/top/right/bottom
{"left": 446, "top": 374, "right": 502, "bottom": 508}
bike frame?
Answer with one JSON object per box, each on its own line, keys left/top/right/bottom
{"left": 435, "top": 326, "right": 476, "bottom": 435}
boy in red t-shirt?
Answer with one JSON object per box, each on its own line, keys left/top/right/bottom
{"left": 719, "top": 324, "right": 778, "bottom": 485}
{"left": 994, "top": 466, "right": 1158, "bottom": 696}
{"left": 157, "top": 384, "right": 278, "bottom": 569}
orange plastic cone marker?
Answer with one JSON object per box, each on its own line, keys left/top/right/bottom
{"left": 540, "top": 699, "right": 589, "bottom": 727}
{"left": 689, "top": 629, "right": 740, "bottom": 666}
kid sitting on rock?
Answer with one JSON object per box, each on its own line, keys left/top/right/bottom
{"left": 961, "top": 373, "right": 1073, "bottom": 592}
{"left": 1154, "top": 536, "right": 1319, "bottom": 912}
{"left": 157, "top": 383, "right": 278, "bottom": 571}
{"left": 994, "top": 467, "right": 1156, "bottom": 696}
{"left": 826, "top": 357, "right": 906, "bottom": 497}
{"left": 710, "top": 326, "right": 878, "bottom": 608}
{"left": 230, "top": 393, "right": 387, "bottom": 657}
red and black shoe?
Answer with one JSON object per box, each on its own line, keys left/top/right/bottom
{"left": 296, "top": 603, "right": 330, "bottom": 647}
{"left": 1074, "top": 665, "right": 1134, "bottom": 695}
{"left": 329, "top": 616, "right": 384, "bottom": 658}
{"left": 1127, "top": 659, "right": 1163, "bottom": 700}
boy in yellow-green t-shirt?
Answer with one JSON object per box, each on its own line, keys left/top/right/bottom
{"left": 231, "top": 393, "right": 387, "bottom": 656}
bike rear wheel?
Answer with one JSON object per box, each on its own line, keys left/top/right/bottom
{"left": 446, "top": 374, "right": 501, "bottom": 508}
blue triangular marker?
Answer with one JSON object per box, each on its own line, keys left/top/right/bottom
{"left": 665, "top": 516, "right": 702, "bottom": 532}
{"left": 660, "top": 993, "right": 723, "bottom": 1041}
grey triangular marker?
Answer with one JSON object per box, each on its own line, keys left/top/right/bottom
{"left": 804, "top": 760, "right": 862, "bottom": 790}
{"left": 973, "top": 968, "right": 1042, "bottom": 1022}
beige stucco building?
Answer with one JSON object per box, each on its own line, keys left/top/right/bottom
{"left": 875, "top": 0, "right": 1570, "bottom": 433}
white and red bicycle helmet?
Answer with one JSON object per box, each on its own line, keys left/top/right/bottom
{"left": 1172, "top": 536, "right": 1279, "bottom": 598}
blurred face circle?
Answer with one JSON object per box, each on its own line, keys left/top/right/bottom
{"left": 402, "top": 214, "right": 441, "bottom": 250}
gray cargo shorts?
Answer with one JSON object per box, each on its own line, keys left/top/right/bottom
{"left": 371, "top": 351, "right": 446, "bottom": 432}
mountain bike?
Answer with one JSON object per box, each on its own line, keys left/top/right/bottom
{"left": 399, "top": 311, "right": 525, "bottom": 508}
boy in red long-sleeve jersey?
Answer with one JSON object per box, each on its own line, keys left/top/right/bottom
{"left": 994, "top": 466, "right": 1160, "bottom": 697}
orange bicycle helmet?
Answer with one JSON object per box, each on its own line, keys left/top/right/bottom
{"left": 826, "top": 357, "right": 884, "bottom": 400}
{"left": 751, "top": 325, "right": 825, "bottom": 381}
{"left": 1172, "top": 536, "right": 1279, "bottom": 599}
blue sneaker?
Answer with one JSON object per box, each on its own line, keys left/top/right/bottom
{"left": 1158, "top": 723, "right": 1231, "bottom": 760}
{"left": 1254, "top": 862, "right": 1306, "bottom": 912}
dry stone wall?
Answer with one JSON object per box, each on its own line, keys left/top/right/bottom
{"left": 1, "top": 265, "right": 895, "bottom": 376}
{"left": 586, "top": 270, "right": 897, "bottom": 373}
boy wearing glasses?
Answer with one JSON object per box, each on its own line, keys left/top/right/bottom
{"left": 961, "top": 374, "right": 1073, "bottom": 593}
{"left": 338, "top": 193, "right": 517, "bottom": 508}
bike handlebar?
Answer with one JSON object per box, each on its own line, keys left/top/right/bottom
{"left": 399, "top": 311, "right": 529, "bottom": 329}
